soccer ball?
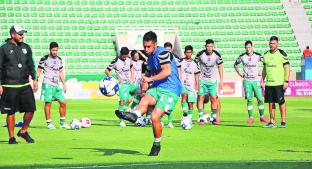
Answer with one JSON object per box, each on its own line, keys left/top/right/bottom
{"left": 81, "top": 117, "right": 91, "bottom": 128}
{"left": 99, "top": 76, "right": 119, "bottom": 96}
{"left": 135, "top": 116, "right": 148, "bottom": 127}
{"left": 204, "top": 113, "right": 214, "bottom": 122}
{"left": 181, "top": 116, "right": 192, "bottom": 130}
{"left": 70, "top": 119, "right": 81, "bottom": 130}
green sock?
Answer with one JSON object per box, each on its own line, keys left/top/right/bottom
{"left": 247, "top": 100, "right": 254, "bottom": 117}
{"left": 211, "top": 109, "right": 217, "bottom": 118}
{"left": 198, "top": 108, "right": 204, "bottom": 118}
{"left": 181, "top": 102, "right": 188, "bottom": 114}
{"left": 168, "top": 112, "right": 173, "bottom": 123}
{"left": 258, "top": 100, "right": 264, "bottom": 116}
{"left": 60, "top": 117, "right": 65, "bottom": 125}
{"left": 118, "top": 105, "right": 125, "bottom": 111}
{"left": 188, "top": 109, "right": 193, "bottom": 118}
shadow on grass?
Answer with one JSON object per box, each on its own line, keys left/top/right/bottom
{"left": 279, "top": 149, "right": 312, "bottom": 153}
{"left": 219, "top": 123, "right": 260, "bottom": 128}
{"left": 51, "top": 157, "right": 73, "bottom": 160}
{"left": 296, "top": 108, "right": 312, "bottom": 112}
{"left": 72, "top": 147, "right": 145, "bottom": 156}
{"left": 1, "top": 161, "right": 311, "bottom": 169}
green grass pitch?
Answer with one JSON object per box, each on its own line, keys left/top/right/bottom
{"left": 0, "top": 97, "right": 311, "bottom": 169}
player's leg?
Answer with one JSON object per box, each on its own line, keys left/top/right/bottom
{"left": 167, "top": 111, "right": 174, "bottom": 128}
{"left": 116, "top": 88, "right": 157, "bottom": 123}
{"left": 197, "top": 81, "right": 207, "bottom": 124}
{"left": 117, "top": 83, "right": 129, "bottom": 127}
{"left": 1, "top": 87, "right": 18, "bottom": 144}
{"left": 276, "top": 86, "right": 286, "bottom": 128}
{"left": 149, "top": 89, "right": 179, "bottom": 156}
{"left": 208, "top": 82, "right": 219, "bottom": 124}
{"left": 42, "top": 84, "right": 56, "bottom": 129}
{"left": 244, "top": 80, "right": 254, "bottom": 123}
{"left": 149, "top": 107, "right": 165, "bottom": 156}
{"left": 263, "top": 86, "right": 277, "bottom": 128}
{"left": 187, "top": 90, "right": 197, "bottom": 119}
{"left": 18, "top": 85, "right": 35, "bottom": 143}
{"left": 181, "top": 87, "right": 189, "bottom": 116}
{"left": 253, "top": 81, "right": 268, "bottom": 123}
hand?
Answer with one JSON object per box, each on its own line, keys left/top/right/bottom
{"left": 0, "top": 86, "right": 3, "bottom": 95}
{"left": 219, "top": 80, "right": 224, "bottom": 89}
{"left": 142, "top": 76, "right": 153, "bottom": 83}
{"left": 33, "top": 80, "right": 38, "bottom": 93}
{"left": 261, "top": 81, "right": 265, "bottom": 89}
{"left": 63, "top": 83, "right": 67, "bottom": 93}
{"left": 283, "top": 82, "right": 289, "bottom": 90}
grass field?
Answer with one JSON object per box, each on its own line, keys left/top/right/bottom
{"left": 0, "top": 97, "right": 311, "bottom": 169}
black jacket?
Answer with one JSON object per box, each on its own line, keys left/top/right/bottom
{"left": 0, "top": 39, "right": 36, "bottom": 85}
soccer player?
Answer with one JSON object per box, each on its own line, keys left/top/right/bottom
{"left": 234, "top": 40, "right": 269, "bottom": 124}
{"left": 195, "top": 39, "right": 223, "bottom": 125}
{"left": 262, "top": 36, "right": 290, "bottom": 128}
{"left": 115, "top": 31, "right": 182, "bottom": 156}
{"left": 180, "top": 45, "right": 200, "bottom": 125}
{"left": 130, "top": 50, "right": 147, "bottom": 109}
{"left": 0, "top": 25, "right": 37, "bottom": 144}
{"left": 105, "top": 47, "right": 136, "bottom": 127}
{"left": 164, "top": 42, "right": 181, "bottom": 128}
{"left": 37, "top": 42, "right": 70, "bottom": 129}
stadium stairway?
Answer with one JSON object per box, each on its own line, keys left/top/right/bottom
{"left": 283, "top": 1, "right": 312, "bottom": 50}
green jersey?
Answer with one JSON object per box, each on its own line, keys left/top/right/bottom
{"left": 263, "top": 49, "right": 289, "bottom": 86}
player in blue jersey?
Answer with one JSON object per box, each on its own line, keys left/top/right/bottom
{"left": 115, "top": 31, "right": 182, "bottom": 156}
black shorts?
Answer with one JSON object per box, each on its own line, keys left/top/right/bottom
{"left": 264, "top": 85, "right": 285, "bottom": 104}
{"left": 1, "top": 85, "right": 36, "bottom": 115}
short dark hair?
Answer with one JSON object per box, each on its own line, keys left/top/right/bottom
{"left": 130, "top": 50, "right": 138, "bottom": 58}
{"left": 143, "top": 31, "right": 157, "bottom": 42}
{"left": 205, "top": 39, "right": 214, "bottom": 45}
{"left": 49, "top": 42, "right": 59, "bottom": 49}
{"left": 269, "top": 36, "right": 279, "bottom": 42}
{"left": 245, "top": 40, "right": 253, "bottom": 46}
{"left": 184, "top": 45, "right": 193, "bottom": 52}
{"left": 120, "top": 47, "right": 129, "bottom": 55}
{"left": 164, "top": 42, "right": 173, "bottom": 49}
{"left": 307, "top": 46, "right": 309, "bottom": 49}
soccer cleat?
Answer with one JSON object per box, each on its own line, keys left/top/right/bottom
{"left": 119, "top": 121, "right": 126, "bottom": 127}
{"left": 263, "top": 122, "right": 277, "bottom": 128}
{"left": 247, "top": 117, "right": 254, "bottom": 124}
{"left": 148, "top": 145, "right": 161, "bottom": 156}
{"left": 167, "top": 122, "right": 174, "bottom": 128}
{"left": 8, "top": 137, "right": 18, "bottom": 144}
{"left": 60, "top": 123, "right": 71, "bottom": 129}
{"left": 281, "top": 122, "right": 286, "bottom": 128}
{"left": 115, "top": 110, "right": 138, "bottom": 123}
{"left": 212, "top": 119, "right": 220, "bottom": 125}
{"left": 198, "top": 119, "right": 205, "bottom": 125}
{"left": 260, "top": 116, "right": 269, "bottom": 123}
{"left": 17, "top": 130, "right": 35, "bottom": 143}
{"left": 46, "top": 123, "right": 56, "bottom": 129}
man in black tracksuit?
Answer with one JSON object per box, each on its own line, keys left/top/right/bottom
{"left": 0, "top": 25, "right": 38, "bottom": 144}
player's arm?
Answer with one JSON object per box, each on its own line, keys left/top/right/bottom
{"left": 105, "top": 59, "right": 116, "bottom": 78}
{"left": 218, "top": 64, "right": 224, "bottom": 87}
{"left": 142, "top": 51, "right": 172, "bottom": 83}
{"left": 27, "top": 46, "right": 38, "bottom": 92}
{"left": 130, "top": 66, "right": 134, "bottom": 82}
{"left": 59, "top": 68, "right": 66, "bottom": 93}
{"left": 195, "top": 72, "right": 200, "bottom": 91}
{"left": 282, "top": 51, "right": 290, "bottom": 90}
{"left": 234, "top": 62, "right": 243, "bottom": 78}
{"left": 143, "top": 64, "right": 171, "bottom": 83}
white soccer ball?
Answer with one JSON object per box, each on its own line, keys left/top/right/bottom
{"left": 135, "top": 117, "right": 148, "bottom": 127}
{"left": 99, "top": 77, "right": 119, "bottom": 96}
{"left": 70, "top": 119, "right": 81, "bottom": 130}
{"left": 81, "top": 117, "right": 91, "bottom": 128}
{"left": 181, "top": 116, "right": 192, "bottom": 130}
{"left": 204, "top": 113, "right": 214, "bottom": 122}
